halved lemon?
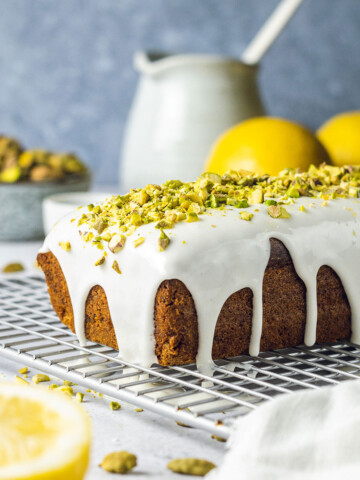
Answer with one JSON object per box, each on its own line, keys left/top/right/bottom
{"left": 0, "top": 381, "right": 91, "bottom": 480}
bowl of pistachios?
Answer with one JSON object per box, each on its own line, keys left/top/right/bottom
{"left": 0, "top": 135, "right": 91, "bottom": 241}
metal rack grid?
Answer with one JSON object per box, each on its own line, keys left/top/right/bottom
{"left": 1, "top": 274, "right": 360, "bottom": 439}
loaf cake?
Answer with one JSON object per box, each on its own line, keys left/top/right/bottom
{"left": 38, "top": 165, "right": 360, "bottom": 370}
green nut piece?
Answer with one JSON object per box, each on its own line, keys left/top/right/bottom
{"left": 286, "top": 186, "right": 300, "bottom": 198}
{"left": 76, "top": 392, "right": 84, "bottom": 402}
{"left": 248, "top": 189, "right": 263, "bottom": 205}
{"left": 112, "top": 260, "right": 121, "bottom": 274}
{"left": 167, "top": 458, "right": 216, "bottom": 476}
{"left": 268, "top": 205, "right": 291, "bottom": 219}
{"left": 101, "top": 231, "right": 112, "bottom": 242}
{"left": 240, "top": 211, "right": 253, "bottom": 221}
{"left": 59, "top": 386, "right": 74, "bottom": 396}
{"left": 18, "top": 367, "right": 29, "bottom": 375}
{"left": 108, "top": 234, "right": 126, "bottom": 253}
{"left": 48, "top": 384, "right": 59, "bottom": 390}
{"left": 32, "top": 374, "right": 50, "bottom": 384}
{"left": 158, "top": 229, "right": 170, "bottom": 252}
{"left": 59, "top": 241, "right": 71, "bottom": 252}
{"left": 15, "top": 375, "right": 29, "bottom": 385}
{"left": 265, "top": 199, "right": 277, "bottom": 206}
{"left": 134, "top": 190, "right": 149, "bottom": 206}
{"left": 110, "top": 401, "right": 121, "bottom": 411}
{"left": 130, "top": 212, "right": 143, "bottom": 226}
{"left": 100, "top": 451, "right": 137, "bottom": 474}
{"left": 201, "top": 172, "right": 222, "bottom": 184}
{"left": 94, "top": 256, "right": 106, "bottom": 266}
{"left": 133, "top": 237, "right": 145, "bottom": 248}
{"left": 2, "top": 262, "right": 24, "bottom": 273}
{"left": 93, "top": 218, "right": 107, "bottom": 234}
{"left": 186, "top": 212, "right": 199, "bottom": 223}
{"left": 155, "top": 220, "right": 174, "bottom": 229}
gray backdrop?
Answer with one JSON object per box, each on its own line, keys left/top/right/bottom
{"left": 0, "top": 0, "right": 359, "bottom": 185}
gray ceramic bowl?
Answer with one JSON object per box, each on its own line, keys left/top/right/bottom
{"left": 0, "top": 174, "right": 91, "bottom": 241}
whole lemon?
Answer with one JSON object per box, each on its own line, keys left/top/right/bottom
{"left": 205, "top": 117, "right": 331, "bottom": 176}
{"left": 317, "top": 111, "right": 360, "bottom": 166}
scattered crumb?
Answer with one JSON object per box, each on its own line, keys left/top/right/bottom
{"left": 100, "top": 451, "right": 137, "bottom": 474}
{"left": 2, "top": 262, "right": 24, "bottom": 273}
{"left": 211, "top": 434, "right": 226, "bottom": 442}
{"left": 110, "top": 401, "right": 121, "bottom": 411}
{"left": 135, "top": 408, "right": 143, "bottom": 413}
{"left": 18, "top": 367, "right": 29, "bottom": 375}
{"left": 48, "top": 384, "right": 59, "bottom": 390}
{"left": 76, "top": 392, "right": 84, "bottom": 403}
{"left": 15, "top": 375, "right": 29, "bottom": 385}
{"left": 59, "top": 386, "right": 74, "bottom": 396}
{"left": 32, "top": 374, "right": 50, "bottom": 384}
{"left": 133, "top": 237, "right": 145, "bottom": 248}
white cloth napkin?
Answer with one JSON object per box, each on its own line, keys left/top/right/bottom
{"left": 210, "top": 380, "right": 360, "bottom": 480}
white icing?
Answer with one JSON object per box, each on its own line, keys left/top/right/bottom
{"left": 40, "top": 198, "right": 360, "bottom": 372}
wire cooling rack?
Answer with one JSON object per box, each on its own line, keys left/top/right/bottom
{"left": 1, "top": 274, "right": 360, "bottom": 439}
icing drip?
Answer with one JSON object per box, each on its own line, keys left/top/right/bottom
{"left": 40, "top": 198, "right": 360, "bottom": 371}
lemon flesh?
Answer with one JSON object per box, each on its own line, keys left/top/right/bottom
{"left": 317, "top": 111, "right": 360, "bottom": 166}
{"left": 0, "top": 382, "right": 90, "bottom": 480}
{"left": 205, "top": 117, "right": 331, "bottom": 176}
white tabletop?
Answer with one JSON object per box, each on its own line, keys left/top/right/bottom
{"left": 0, "top": 240, "right": 226, "bottom": 479}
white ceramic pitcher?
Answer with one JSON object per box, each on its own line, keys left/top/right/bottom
{"left": 120, "top": 51, "right": 266, "bottom": 191}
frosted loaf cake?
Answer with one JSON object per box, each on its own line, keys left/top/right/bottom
{"left": 38, "top": 165, "right": 360, "bottom": 370}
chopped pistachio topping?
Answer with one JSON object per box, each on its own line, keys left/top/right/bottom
{"left": 268, "top": 205, "right": 291, "bottom": 219}
{"left": 110, "top": 401, "right": 121, "bottom": 411}
{"left": 78, "top": 165, "right": 360, "bottom": 253}
{"left": 18, "top": 367, "right": 28, "bottom": 375}
{"left": 133, "top": 237, "right": 145, "bottom": 248}
{"left": 94, "top": 255, "right": 106, "bottom": 266}
{"left": 108, "top": 233, "right": 126, "bottom": 253}
{"left": 32, "top": 374, "right": 50, "bottom": 384}
{"left": 240, "top": 211, "right": 254, "bottom": 221}
{"left": 112, "top": 260, "right": 121, "bottom": 274}
{"left": 135, "top": 408, "right": 143, "bottom": 412}
{"left": 158, "top": 229, "right": 170, "bottom": 251}
{"left": 59, "top": 241, "right": 71, "bottom": 251}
